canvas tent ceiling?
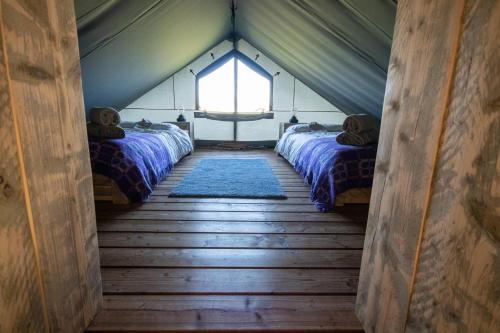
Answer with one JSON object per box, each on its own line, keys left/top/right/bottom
{"left": 74, "top": 0, "right": 396, "bottom": 118}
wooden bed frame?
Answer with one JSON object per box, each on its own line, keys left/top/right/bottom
{"left": 92, "top": 173, "right": 130, "bottom": 204}
{"left": 334, "top": 187, "right": 371, "bottom": 206}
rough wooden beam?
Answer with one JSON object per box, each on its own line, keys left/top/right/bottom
{"left": 356, "top": 0, "right": 500, "bottom": 332}
{"left": 0, "top": 0, "right": 101, "bottom": 331}
{"left": 0, "top": 7, "right": 48, "bottom": 330}
{"left": 407, "top": 0, "right": 500, "bottom": 331}
{"left": 356, "top": 0, "right": 466, "bottom": 331}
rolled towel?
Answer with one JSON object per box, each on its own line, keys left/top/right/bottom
{"left": 336, "top": 129, "right": 378, "bottom": 146}
{"left": 323, "top": 124, "right": 343, "bottom": 132}
{"left": 90, "top": 107, "right": 121, "bottom": 126}
{"left": 87, "top": 123, "right": 125, "bottom": 139}
{"left": 342, "top": 114, "right": 379, "bottom": 133}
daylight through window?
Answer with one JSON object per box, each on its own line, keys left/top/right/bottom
{"left": 197, "top": 52, "right": 272, "bottom": 113}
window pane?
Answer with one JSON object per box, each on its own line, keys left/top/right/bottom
{"left": 198, "top": 58, "right": 234, "bottom": 113}
{"left": 237, "top": 59, "right": 270, "bottom": 113}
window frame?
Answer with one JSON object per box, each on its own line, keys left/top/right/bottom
{"left": 195, "top": 50, "right": 273, "bottom": 113}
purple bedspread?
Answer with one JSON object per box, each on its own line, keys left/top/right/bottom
{"left": 294, "top": 135, "right": 377, "bottom": 212}
{"left": 89, "top": 132, "right": 174, "bottom": 202}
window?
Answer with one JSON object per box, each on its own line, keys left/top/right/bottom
{"left": 196, "top": 51, "right": 272, "bottom": 113}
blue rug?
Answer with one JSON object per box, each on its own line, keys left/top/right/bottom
{"left": 170, "top": 158, "right": 287, "bottom": 199}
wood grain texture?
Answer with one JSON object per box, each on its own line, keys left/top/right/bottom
{"left": 153, "top": 189, "right": 311, "bottom": 197}
{"left": 97, "top": 232, "right": 365, "bottom": 249}
{"left": 0, "top": 10, "right": 47, "bottom": 331}
{"left": 407, "top": 1, "right": 500, "bottom": 331}
{"left": 356, "top": 0, "right": 467, "bottom": 332}
{"left": 93, "top": 173, "right": 131, "bottom": 204}
{"left": 357, "top": 0, "right": 499, "bottom": 332}
{"left": 97, "top": 219, "right": 365, "bottom": 234}
{"left": 0, "top": 0, "right": 101, "bottom": 331}
{"left": 97, "top": 210, "right": 365, "bottom": 223}
{"left": 99, "top": 248, "right": 362, "bottom": 268}
{"left": 89, "top": 295, "right": 363, "bottom": 332}
{"left": 97, "top": 202, "right": 324, "bottom": 212}
{"left": 101, "top": 268, "right": 360, "bottom": 295}
{"left": 90, "top": 149, "right": 367, "bottom": 331}
{"left": 145, "top": 196, "right": 320, "bottom": 204}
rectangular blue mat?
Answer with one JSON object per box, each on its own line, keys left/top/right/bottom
{"left": 169, "top": 158, "right": 287, "bottom": 199}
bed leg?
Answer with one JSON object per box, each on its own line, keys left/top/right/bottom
{"left": 111, "top": 182, "right": 130, "bottom": 204}
{"left": 334, "top": 198, "right": 345, "bottom": 207}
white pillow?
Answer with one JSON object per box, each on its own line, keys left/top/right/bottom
{"left": 309, "top": 122, "right": 326, "bottom": 131}
{"left": 119, "top": 121, "right": 136, "bottom": 129}
{"left": 120, "top": 121, "right": 180, "bottom": 131}
{"left": 151, "top": 123, "right": 179, "bottom": 131}
{"left": 287, "top": 124, "right": 311, "bottom": 133}
{"left": 323, "top": 124, "right": 343, "bottom": 132}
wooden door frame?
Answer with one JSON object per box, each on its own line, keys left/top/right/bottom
{"left": 0, "top": 0, "right": 102, "bottom": 331}
{"left": 356, "top": 1, "right": 500, "bottom": 332}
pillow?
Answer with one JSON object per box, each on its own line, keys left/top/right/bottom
{"left": 119, "top": 121, "right": 137, "bottom": 129}
{"left": 323, "top": 124, "right": 343, "bottom": 132}
{"left": 120, "top": 121, "right": 180, "bottom": 131}
{"left": 286, "top": 124, "right": 311, "bottom": 133}
{"left": 309, "top": 122, "right": 326, "bottom": 131}
{"left": 151, "top": 123, "right": 179, "bottom": 131}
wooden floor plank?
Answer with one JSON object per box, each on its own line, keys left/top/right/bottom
{"left": 97, "top": 220, "right": 365, "bottom": 234}
{"left": 96, "top": 202, "right": 323, "bottom": 213}
{"left": 91, "top": 148, "right": 368, "bottom": 332}
{"left": 101, "top": 268, "right": 360, "bottom": 294}
{"left": 99, "top": 248, "right": 362, "bottom": 268}
{"left": 96, "top": 211, "right": 367, "bottom": 223}
{"left": 151, "top": 189, "right": 312, "bottom": 197}
{"left": 97, "top": 232, "right": 365, "bottom": 249}
{"left": 145, "top": 196, "right": 314, "bottom": 204}
{"left": 88, "top": 295, "right": 363, "bottom": 332}
{"left": 157, "top": 184, "right": 311, "bottom": 190}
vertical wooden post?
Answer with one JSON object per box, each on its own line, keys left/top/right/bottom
{"left": 407, "top": 1, "right": 500, "bottom": 331}
{"left": 0, "top": 0, "right": 101, "bottom": 332}
{"left": 356, "top": 0, "right": 500, "bottom": 332}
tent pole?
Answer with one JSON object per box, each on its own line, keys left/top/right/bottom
{"left": 231, "top": 0, "right": 237, "bottom": 141}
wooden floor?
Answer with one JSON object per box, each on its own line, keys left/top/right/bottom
{"left": 88, "top": 149, "right": 368, "bottom": 332}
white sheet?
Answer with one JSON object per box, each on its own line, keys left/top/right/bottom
{"left": 275, "top": 130, "right": 338, "bottom": 165}
{"left": 126, "top": 126, "right": 193, "bottom": 164}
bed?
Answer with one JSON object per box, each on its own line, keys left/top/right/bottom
{"left": 89, "top": 125, "right": 193, "bottom": 204}
{"left": 275, "top": 128, "right": 376, "bottom": 211}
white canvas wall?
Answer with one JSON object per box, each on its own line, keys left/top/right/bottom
{"left": 120, "top": 39, "right": 346, "bottom": 141}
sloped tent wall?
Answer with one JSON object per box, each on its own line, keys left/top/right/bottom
{"left": 74, "top": 0, "right": 396, "bottom": 120}
{"left": 236, "top": 0, "right": 395, "bottom": 118}
{"left": 120, "top": 39, "right": 346, "bottom": 141}
{"left": 75, "top": 0, "right": 232, "bottom": 114}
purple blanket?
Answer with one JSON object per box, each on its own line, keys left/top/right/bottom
{"left": 294, "top": 135, "right": 376, "bottom": 212}
{"left": 89, "top": 132, "right": 174, "bottom": 202}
